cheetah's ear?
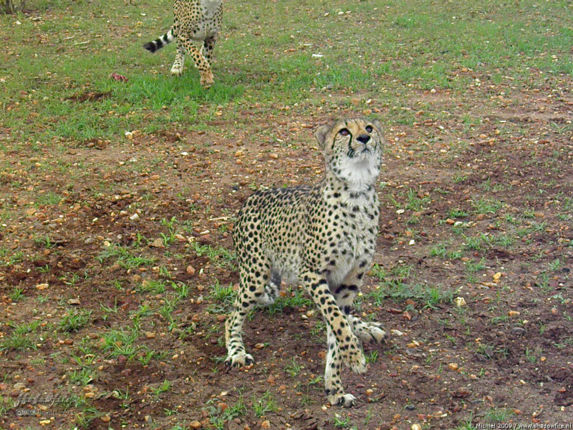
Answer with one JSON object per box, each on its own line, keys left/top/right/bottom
{"left": 314, "top": 122, "right": 333, "bottom": 149}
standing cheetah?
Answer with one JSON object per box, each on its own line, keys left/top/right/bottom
{"left": 226, "top": 118, "right": 387, "bottom": 407}
{"left": 143, "top": 0, "right": 222, "bottom": 88}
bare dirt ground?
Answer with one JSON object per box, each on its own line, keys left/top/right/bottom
{"left": 1, "top": 80, "right": 572, "bottom": 428}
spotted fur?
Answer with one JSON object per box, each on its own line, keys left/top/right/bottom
{"left": 225, "top": 118, "right": 387, "bottom": 407}
{"left": 143, "top": 0, "right": 222, "bottom": 88}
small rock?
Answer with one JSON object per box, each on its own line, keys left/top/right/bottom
{"left": 67, "top": 298, "right": 81, "bottom": 306}
{"left": 391, "top": 329, "right": 404, "bottom": 336}
{"left": 117, "top": 355, "right": 127, "bottom": 367}
{"left": 129, "top": 213, "right": 139, "bottom": 221}
{"left": 13, "top": 382, "right": 26, "bottom": 391}
{"left": 411, "top": 424, "right": 422, "bottom": 430}
{"left": 150, "top": 238, "right": 165, "bottom": 248}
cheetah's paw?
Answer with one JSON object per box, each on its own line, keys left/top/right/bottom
{"left": 329, "top": 393, "right": 357, "bottom": 408}
{"left": 363, "top": 322, "right": 387, "bottom": 344}
{"left": 224, "top": 352, "right": 254, "bottom": 368}
{"left": 200, "top": 71, "right": 214, "bottom": 88}
{"left": 170, "top": 65, "right": 184, "bottom": 76}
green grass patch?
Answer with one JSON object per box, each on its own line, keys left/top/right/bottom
{"left": 1, "top": 0, "right": 570, "bottom": 144}
{"left": 369, "top": 282, "right": 454, "bottom": 309}
{"left": 60, "top": 309, "right": 93, "bottom": 333}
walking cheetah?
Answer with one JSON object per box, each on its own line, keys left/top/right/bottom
{"left": 226, "top": 118, "right": 387, "bottom": 407}
{"left": 143, "top": 0, "right": 222, "bottom": 88}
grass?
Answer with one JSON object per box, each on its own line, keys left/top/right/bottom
{"left": 370, "top": 263, "right": 454, "bottom": 308}
{"left": 191, "top": 241, "right": 235, "bottom": 268}
{"left": 252, "top": 391, "right": 277, "bottom": 418}
{"left": 60, "top": 309, "right": 92, "bottom": 333}
{"left": 266, "top": 287, "right": 313, "bottom": 315}
{"left": 484, "top": 407, "right": 515, "bottom": 423}
{"left": 208, "top": 280, "right": 237, "bottom": 313}
{"left": 99, "top": 327, "right": 141, "bottom": 359}
{"left": 97, "top": 245, "right": 156, "bottom": 269}
{"left": 0, "top": 321, "right": 42, "bottom": 351}
{"left": 429, "top": 242, "right": 463, "bottom": 260}
{"left": 1, "top": 0, "right": 571, "bottom": 144}
{"left": 206, "top": 397, "right": 247, "bottom": 430}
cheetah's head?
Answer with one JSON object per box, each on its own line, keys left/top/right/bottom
{"left": 314, "top": 118, "right": 384, "bottom": 189}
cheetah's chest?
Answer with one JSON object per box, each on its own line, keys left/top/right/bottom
{"left": 320, "top": 193, "right": 379, "bottom": 285}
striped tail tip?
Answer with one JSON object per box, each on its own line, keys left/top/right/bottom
{"left": 143, "top": 41, "right": 159, "bottom": 53}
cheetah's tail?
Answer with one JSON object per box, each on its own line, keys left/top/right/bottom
{"left": 143, "top": 28, "right": 175, "bottom": 53}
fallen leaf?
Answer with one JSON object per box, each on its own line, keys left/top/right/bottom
{"left": 110, "top": 72, "right": 128, "bottom": 82}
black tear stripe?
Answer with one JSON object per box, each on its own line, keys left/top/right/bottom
{"left": 347, "top": 135, "right": 355, "bottom": 158}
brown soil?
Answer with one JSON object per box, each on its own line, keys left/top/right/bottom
{"left": 1, "top": 85, "right": 571, "bottom": 429}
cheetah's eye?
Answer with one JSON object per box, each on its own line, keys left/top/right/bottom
{"left": 365, "top": 125, "right": 373, "bottom": 133}
{"left": 338, "top": 128, "right": 350, "bottom": 136}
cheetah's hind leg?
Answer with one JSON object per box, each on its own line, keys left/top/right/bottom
{"left": 224, "top": 305, "right": 255, "bottom": 368}
{"left": 258, "top": 271, "right": 281, "bottom": 306}
{"left": 170, "top": 45, "right": 185, "bottom": 76}
{"left": 225, "top": 264, "right": 275, "bottom": 368}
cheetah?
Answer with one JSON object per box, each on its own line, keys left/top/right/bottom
{"left": 226, "top": 118, "right": 387, "bottom": 407}
{"left": 143, "top": 0, "right": 222, "bottom": 88}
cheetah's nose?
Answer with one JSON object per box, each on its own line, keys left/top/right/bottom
{"left": 357, "top": 134, "right": 370, "bottom": 144}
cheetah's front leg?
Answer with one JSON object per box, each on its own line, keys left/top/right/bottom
{"left": 201, "top": 35, "right": 217, "bottom": 65}
{"left": 302, "top": 272, "right": 366, "bottom": 372}
{"left": 335, "top": 266, "right": 387, "bottom": 345}
{"left": 179, "top": 35, "right": 214, "bottom": 88}
{"left": 324, "top": 324, "right": 359, "bottom": 407}
{"left": 225, "top": 264, "right": 275, "bottom": 368}
{"left": 224, "top": 275, "right": 257, "bottom": 368}
{"left": 224, "top": 310, "right": 254, "bottom": 368}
